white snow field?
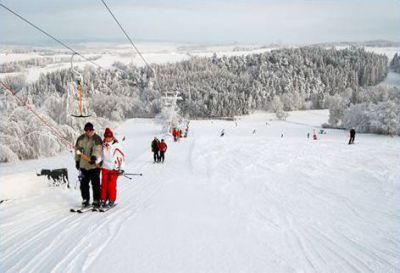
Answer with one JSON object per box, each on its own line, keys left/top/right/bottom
{"left": 1, "top": 110, "right": 399, "bottom": 273}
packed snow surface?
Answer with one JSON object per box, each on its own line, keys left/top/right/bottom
{"left": 1, "top": 110, "right": 399, "bottom": 273}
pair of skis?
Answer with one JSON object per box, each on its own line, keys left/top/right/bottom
{"left": 94, "top": 203, "right": 117, "bottom": 212}
{"left": 70, "top": 203, "right": 117, "bottom": 213}
{"left": 70, "top": 206, "right": 93, "bottom": 213}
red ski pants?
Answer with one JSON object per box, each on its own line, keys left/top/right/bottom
{"left": 101, "top": 169, "right": 119, "bottom": 202}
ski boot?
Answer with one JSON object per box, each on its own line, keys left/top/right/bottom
{"left": 92, "top": 200, "right": 100, "bottom": 209}
{"left": 82, "top": 200, "right": 90, "bottom": 208}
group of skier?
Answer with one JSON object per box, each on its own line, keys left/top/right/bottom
{"left": 150, "top": 125, "right": 190, "bottom": 163}
{"left": 73, "top": 120, "right": 356, "bottom": 209}
{"left": 172, "top": 127, "right": 182, "bottom": 142}
{"left": 151, "top": 137, "right": 168, "bottom": 163}
{"left": 172, "top": 125, "right": 189, "bottom": 141}
{"left": 305, "top": 128, "right": 356, "bottom": 144}
{"left": 75, "top": 122, "right": 125, "bottom": 209}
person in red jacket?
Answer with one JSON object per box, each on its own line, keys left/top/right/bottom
{"left": 172, "top": 128, "right": 178, "bottom": 142}
{"left": 159, "top": 139, "right": 167, "bottom": 163}
{"left": 313, "top": 129, "right": 318, "bottom": 140}
{"left": 100, "top": 128, "right": 125, "bottom": 208}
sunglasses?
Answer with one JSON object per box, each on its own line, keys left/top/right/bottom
{"left": 85, "top": 129, "right": 94, "bottom": 132}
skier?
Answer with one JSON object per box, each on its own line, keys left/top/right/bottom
{"left": 220, "top": 129, "right": 225, "bottom": 137}
{"left": 100, "top": 128, "right": 125, "bottom": 208}
{"left": 307, "top": 132, "right": 310, "bottom": 139}
{"left": 252, "top": 129, "right": 256, "bottom": 134}
{"left": 75, "top": 122, "right": 103, "bottom": 208}
{"left": 172, "top": 128, "right": 178, "bottom": 142}
{"left": 151, "top": 137, "right": 160, "bottom": 163}
{"left": 313, "top": 130, "right": 318, "bottom": 140}
{"left": 348, "top": 128, "right": 356, "bottom": 144}
{"left": 159, "top": 139, "right": 167, "bottom": 163}
{"left": 178, "top": 129, "right": 183, "bottom": 141}
{"left": 184, "top": 122, "right": 190, "bottom": 138}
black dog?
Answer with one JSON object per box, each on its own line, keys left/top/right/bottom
{"left": 37, "top": 168, "right": 69, "bottom": 188}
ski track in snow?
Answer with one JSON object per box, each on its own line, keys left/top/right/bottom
{"left": 0, "top": 110, "right": 399, "bottom": 273}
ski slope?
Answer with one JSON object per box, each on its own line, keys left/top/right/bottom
{"left": 1, "top": 110, "right": 399, "bottom": 273}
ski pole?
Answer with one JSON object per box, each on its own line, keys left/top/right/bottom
{"left": 75, "top": 170, "right": 83, "bottom": 189}
{"left": 122, "top": 174, "right": 133, "bottom": 180}
{"left": 123, "top": 173, "right": 143, "bottom": 176}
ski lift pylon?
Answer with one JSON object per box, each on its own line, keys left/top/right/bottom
{"left": 69, "top": 53, "right": 91, "bottom": 118}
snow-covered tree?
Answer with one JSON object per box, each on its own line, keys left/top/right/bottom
{"left": 390, "top": 53, "right": 400, "bottom": 73}
{"left": 270, "top": 96, "right": 289, "bottom": 120}
{"left": 336, "top": 86, "right": 400, "bottom": 135}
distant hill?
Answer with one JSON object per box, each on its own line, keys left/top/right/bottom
{"left": 311, "top": 40, "right": 400, "bottom": 48}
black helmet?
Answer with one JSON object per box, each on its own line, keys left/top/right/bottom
{"left": 84, "top": 122, "right": 94, "bottom": 131}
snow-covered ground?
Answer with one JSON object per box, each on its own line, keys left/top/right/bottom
{"left": 1, "top": 110, "right": 399, "bottom": 273}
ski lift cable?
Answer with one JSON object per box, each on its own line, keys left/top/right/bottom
{"left": 100, "top": 0, "right": 154, "bottom": 73}
{"left": 0, "top": 81, "right": 75, "bottom": 150}
{"left": 0, "top": 3, "right": 105, "bottom": 70}
{"left": 1, "top": 3, "right": 133, "bottom": 88}
{"left": 101, "top": 0, "right": 167, "bottom": 98}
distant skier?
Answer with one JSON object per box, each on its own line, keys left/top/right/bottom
{"left": 252, "top": 129, "right": 256, "bottom": 134}
{"left": 151, "top": 137, "right": 160, "bottom": 163}
{"left": 75, "top": 122, "right": 103, "bottom": 208}
{"left": 159, "top": 139, "right": 167, "bottom": 163}
{"left": 184, "top": 122, "right": 190, "bottom": 137}
{"left": 178, "top": 129, "right": 183, "bottom": 141}
{"left": 172, "top": 128, "right": 178, "bottom": 142}
{"left": 307, "top": 132, "right": 310, "bottom": 139}
{"left": 100, "top": 128, "right": 125, "bottom": 208}
{"left": 220, "top": 129, "right": 225, "bottom": 137}
{"left": 313, "top": 130, "right": 318, "bottom": 140}
{"left": 348, "top": 129, "right": 356, "bottom": 144}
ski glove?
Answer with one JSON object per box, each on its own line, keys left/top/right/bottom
{"left": 89, "top": 156, "right": 97, "bottom": 165}
{"left": 118, "top": 170, "right": 125, "bottom": 176}
{"left": 75, "top": 161, "right": 80, "bottom": 170}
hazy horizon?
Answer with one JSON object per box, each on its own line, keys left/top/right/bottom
{"left": 1, "top": 0, "right": 399, "bottom": 46}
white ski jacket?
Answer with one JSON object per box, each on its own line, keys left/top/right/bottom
{"left": 102, "top": 140, "right": 125, "bottom": 171}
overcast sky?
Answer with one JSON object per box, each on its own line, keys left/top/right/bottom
{"left": 1, "top": 0, "right": 399, "bottom": 45}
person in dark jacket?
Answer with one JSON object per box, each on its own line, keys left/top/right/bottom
{"left": 348, "top": 129, "right": 356, "bottom": 144}
{"left": 151, "top": 137, "right": 160, "bottom": 163}
{"left": 75, "top": 122, "right": 103, "bottom": 208}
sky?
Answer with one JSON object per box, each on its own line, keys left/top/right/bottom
{"left": 0, "top": 0, "right": 399, "bottom": 46}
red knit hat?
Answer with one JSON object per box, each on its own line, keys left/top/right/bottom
{"left": 104, "top": 128, "right": 114, "bottom": 138}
